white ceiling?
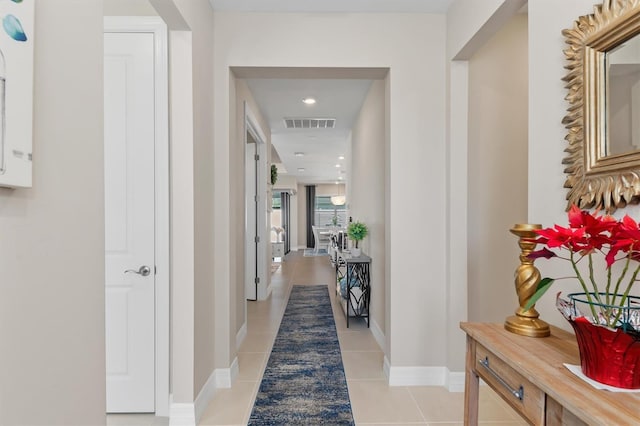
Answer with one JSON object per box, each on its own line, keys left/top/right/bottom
{"left": 224, "top": 1, "right": 454, "bottom": 186}
{"left": 209, "top": 0, "right": 454, "bottom": 13}
{"left": 246, "top": 78, "right": 373, "bottom": 184}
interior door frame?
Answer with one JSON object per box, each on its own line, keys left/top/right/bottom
{"left": 244, "top": 102, "right": 269, "bottom": 301}
{"left": 281, "top": 191, "right": 291, "bottom": 254}
{"left": 244, "top": 133, "right": 258, "bottom": 301}
{"left": 104, "top": 16, "right": 170, "bottom": 417}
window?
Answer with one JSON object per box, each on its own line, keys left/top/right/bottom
{"left": 272, "top": 192, "right": 281, "bottom": 210}
{"left": 315, "top": 195, "right": 347, "bottom": 227}
{"left": 271, "top": 192, "right": 282, "bottom": 241}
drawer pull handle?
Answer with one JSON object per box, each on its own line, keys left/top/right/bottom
{"left": 479, "top": 356, "right": 524, "bottom": 401}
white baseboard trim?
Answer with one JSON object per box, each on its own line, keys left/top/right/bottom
{"left": 169, "top": 400, "right": 195, "bottom": 426}
{"left": 258, "top": 283, "right": 272, "bottom": 301}
{"left": 236, "top": 322, "right": 247, "bottom": 352}
{"left": 383, "top": 356, "right": 391, "bottom": 381}
{"left": 231, "top": 356, "right": 239, "bottom": 383}
{"left": 384, "top": 360, "right": 466, "bottom": 390}
{"left": 189, "top": 357, "right": 239, "bottom": 424}
{"left": 369, "top": 319, "right": 385, "bottom": 352}
{"left": 388, "top": 365, "right": 447, "bottom": 386}
{"left": 446, "top": 370, "right": 465, "bottom": 392}
{"left": 215, "top": 357, "right": 238, "bottom": 388}
{"left": 194, "top": 370, "right": 216, "bottom": 423}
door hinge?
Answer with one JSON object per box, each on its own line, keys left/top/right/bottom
{"left": 255, "top": 236, "right": 260, "bottom": 243}
{"left": 255, "top": 154, "right": 260, "bottom": 161}
{"left": 254, "top": 195, "right": 259, "bottom": 203}
{"left": 255, "top": 277, "right": 260, "bottom": 284}
{"left": 154, "top": 265, "right": 157, "bottom": 275}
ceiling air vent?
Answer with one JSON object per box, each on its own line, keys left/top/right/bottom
{"left": 283, "top": 118, "right": 336, "bottom": 129}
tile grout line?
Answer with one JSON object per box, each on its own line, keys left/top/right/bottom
{"left": 241, "top": 262, "right": 295, "bottom": 425}
{"left": 241, "top": 379, "right": 261, "bottom": 425}
{"left": 406, "top": 385, "right": 429, "bottom": 424}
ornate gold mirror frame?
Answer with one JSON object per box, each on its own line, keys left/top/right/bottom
{"left": 563, "top": 0, "right": 640, "bottom": 212}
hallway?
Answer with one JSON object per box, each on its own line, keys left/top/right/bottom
{"left": 200, "top": 251, "right": 524, "bottom": 425}
{"left": 109, "top": 251, "right": 524, "bottom": 426}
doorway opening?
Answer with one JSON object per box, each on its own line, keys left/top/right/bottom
{"left": 233, "top": 67, "right": 388, "bottom": 355}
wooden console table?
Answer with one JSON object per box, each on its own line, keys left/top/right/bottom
{"left": 460, "top": 322, "right": 640, "bottom": 425}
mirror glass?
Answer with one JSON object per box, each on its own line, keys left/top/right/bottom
{"left": 607, "top": 35, "right": 640, "bottom": 157}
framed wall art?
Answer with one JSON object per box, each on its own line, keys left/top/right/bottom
{"left": 0, "top": 0, "right": 33, "bottom": 188}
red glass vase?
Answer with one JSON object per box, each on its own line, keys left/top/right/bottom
{"left": 568, "top": 316, "right": 640, "bottom": 389}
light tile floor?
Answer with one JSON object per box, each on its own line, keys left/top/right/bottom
{"left": 109, "top": 250, "right": 527, "bottom": 426}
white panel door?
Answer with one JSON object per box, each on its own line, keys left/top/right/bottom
{"left": 104, "top": 32, "right": 155, "bottom": 413}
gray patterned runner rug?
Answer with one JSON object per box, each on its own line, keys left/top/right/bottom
{"left": 248, "top": 285, "right": 354, "bottom": 425}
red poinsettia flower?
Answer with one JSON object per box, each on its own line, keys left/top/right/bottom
{"left": 532, "top": 206, "right": 617, "bottom": 259}
{"left": 609, "top": 215, "right": 640, "bottom": 265}
{"left": 525, "top": 205, "right": 640, "bottom": 325}
{"left": 567, "top": 205, "right": 617, "bottom": 251}
{"left": 534, "top": 224, "right": 587, "bottom": 252}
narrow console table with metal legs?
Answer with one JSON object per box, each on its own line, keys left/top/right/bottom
{"left": 335, "top": 252, "right": 371, "bottom": 328}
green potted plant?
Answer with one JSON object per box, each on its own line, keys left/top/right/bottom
{"left": 347, "top": 221, "right": 368, "bottom": 257}
{"left": 270, "top": 164, "right": 278, "bottom": 185}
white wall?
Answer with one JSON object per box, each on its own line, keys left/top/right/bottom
{"left": 446, "top": 0, "right": 529, "bottom": 373}
{"left": 0, "top": 3, "right": 618, "bottom": 421}
{"left": 232, "top": 77, "right": 271, "bottom": 335}
{"left": 316, "top": 183, "right": 345, "bottom": 196}
{"left": 350, "top": 79, "right": 387, "bottom": 339}
{"left": 104, "top": 0, "right": 157, "bottom": 15}
{"left": 273, "top": 174, "right": 297, "bottom": 190}
{"left": 168, "top": 27, "right": 195, "bottom": 404}
{"left": 527, "top": 0, "right": 622, "bottom": 330}
{"left": 467, "top": 14, "right": 528, "bottom": 322}
{"left": 448, "top": 0, "right": 626, "bottom": 338}
{"left": 0, "top": 1, "right": 106, "bottom": 424}
{"left": 172, "top": 0, "right": 217, "bottom": 400}
{"left": 213, "top": 12, "right": 447, "bottom": 368}
{"left": 446, "top": 0, "right": 507, "bottom": 60}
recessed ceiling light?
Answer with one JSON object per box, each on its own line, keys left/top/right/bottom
{"left": 302, "top": 97, "right": 316, "bottom": 105}
{"left": 297, "top": 168, "right": 305, "bottom": 172}
{"left": 338, "top": 176, "right": 344, "bottom": 180}
{"left": 338, "top": 156, "right": 345, "bottom": 160}
{"left": 335, "top": 164, "right": 340, "bottom": 168}
{"left": 294, "top": 152, "right": 305, "bottom": 157}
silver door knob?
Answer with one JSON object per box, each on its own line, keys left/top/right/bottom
{"left": 124, "top": 265, "right": 152, "bottom": 277}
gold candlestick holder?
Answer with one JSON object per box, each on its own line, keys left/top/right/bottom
{"left": 504, "top": 223, "right": 550, "bottom": 337}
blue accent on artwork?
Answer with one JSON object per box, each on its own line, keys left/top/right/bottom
{"left": 11, "top": 0, "right": 24, "bottom": 3}
{"left": 3, "top": 14, "right": 27, "bottom": 42}
{"left": 248, "top": 285, "right": 354, "bottom": 425}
